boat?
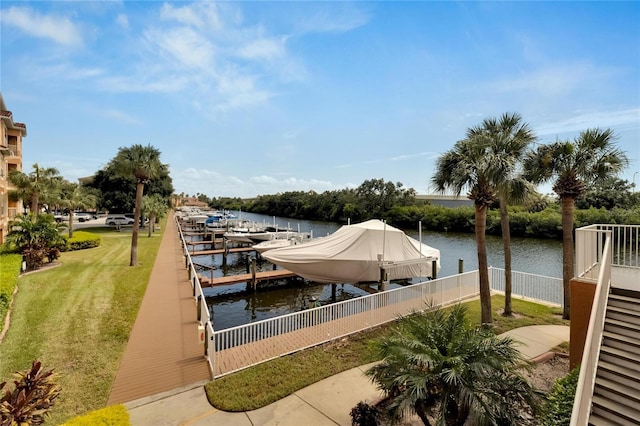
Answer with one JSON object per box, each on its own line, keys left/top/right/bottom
{"left": 253, "top": 232, "right": 314, "bottom": 254}
{"left": 262, "top": 219, "right": 440, "bottom": 283}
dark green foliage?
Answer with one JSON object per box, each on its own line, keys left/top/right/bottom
{"left": 541, "top": 366, "right": 579, "bottom": 426}
{"left": 63, "top": 231, "right": 101, "bottom": 251}
{"left": 575, "top": 177, "right": 639, "bottom": 209}
{"left": 6, "top": 214, "right": 65, "bottom": 270}
{"left": 350, "top": 401, "right": 380, "bottom": 426}
{"left": 0, "top": 360, "right": 61, "bottom": 426}
{"left": 367, "top": 304, "right": 539, "bottom": 425}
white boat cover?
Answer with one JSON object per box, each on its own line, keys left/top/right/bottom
{"left": 263, "top": 219, "right": 441, "bottom": 283}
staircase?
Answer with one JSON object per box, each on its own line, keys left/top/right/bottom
{"left": 588, "top": 288, "right": 640, "bottom": 425}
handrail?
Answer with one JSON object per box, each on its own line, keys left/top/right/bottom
{"left": 175, "top": 214, "right": 216, "bottom": 376}
{"left": 570, "top": 233, "right": 612, "bottom": 426}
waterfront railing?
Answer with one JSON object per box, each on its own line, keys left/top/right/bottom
{"left": 176, "top": 215, "right": 566, "bottom": 378}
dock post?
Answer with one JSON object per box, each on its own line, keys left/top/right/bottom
{"left": 458, "top": 258, "right": 464, "bottom": 274}
{"left": 251, "top": 258, "right": 257, "bottom": 290}
{"left": 196, "top": 295, "right": 202, "bottom": 322}
{"left": 432, "top": 260, "right": 438, "bottom": 280}
{"left": 246, "top": 256, "right": 251, "bottom": 273}
{"left": 222, "top": 240, "right": 228, "bottom": 266}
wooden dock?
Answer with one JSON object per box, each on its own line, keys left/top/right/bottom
{"left": 188, "top": 246, "right": 255, "bottom": 256}
{"left": 199, "top": 269, "right": 297, "bottom": 287}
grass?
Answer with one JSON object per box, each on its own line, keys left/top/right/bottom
{"left": 0, "top": 223, "right": 165, "bottom": 425}
{"left": 205, "top": 295, "right": 569, "bottom": 411}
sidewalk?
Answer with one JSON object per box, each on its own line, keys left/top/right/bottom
{"left": 126, "top": 325, "right": 570, "bottom": 426}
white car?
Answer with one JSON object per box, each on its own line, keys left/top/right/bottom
{"left": 105, "top": 215, "right": 135, "bottom": 226}
{"left": 75, "top": 212, "right": 93, "bottom": 222}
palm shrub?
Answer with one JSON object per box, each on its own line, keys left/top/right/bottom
{"left": 367, "top": 304, "right": 539, "bottom": 426}
{"left": 0, "top": 360, "right": 61, "bottom": 425}
{"left": 6, "top": 214, "right": 65, "bottom": 270}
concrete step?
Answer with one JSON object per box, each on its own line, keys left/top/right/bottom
{"left": 591, "top": 395, "right": 640, "bottom": 426}
{"left": 606, "top": 305, "right": 640, "bottom": 327}
{"left": 602, "top": 330, "right": 640, "bottom": 356}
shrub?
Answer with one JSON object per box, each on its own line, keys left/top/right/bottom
{"left": 350, "top": 401, "right": 380, "bottom": 426}
{"left": 0, "top": 254, "right": 22, "bottom": 321}
{"left": 63, "top": 231, "right": 101, "bottom": 251}
{"left": 0, "top": 360, "right": 61, "bottom": 425}
{"left": 62, "top": 404, "right": 130, "bottom": 425}
{"left": 541, "top": 366, "right": 580, "bottom": 426}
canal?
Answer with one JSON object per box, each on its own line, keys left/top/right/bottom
{"left": 191, "top": 212, "right": 562, "bottom": 330}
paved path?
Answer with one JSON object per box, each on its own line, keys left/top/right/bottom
{"left": 108, "top": 218, "right": 211, "bottom": 405}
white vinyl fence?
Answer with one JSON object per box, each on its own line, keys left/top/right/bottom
{"left": 176, "top": 216, "right": 565, "bottom": 378}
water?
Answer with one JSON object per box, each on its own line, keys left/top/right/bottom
{"left": 191, "top": 212, "right": 562, "bottom": 330}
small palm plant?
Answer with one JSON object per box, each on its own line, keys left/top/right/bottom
{"left": 367, "top": 304, "right": 539, "bottom": 426}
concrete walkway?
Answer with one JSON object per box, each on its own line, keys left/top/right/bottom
{"left": 126, "top": 325, "right": 570, "bottom": 426}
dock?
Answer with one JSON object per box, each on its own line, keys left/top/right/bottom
{"left": 188, "top": 246, "right": 255, "bottom": 256}
{"left": 198, "top": 269, "right": 297, "bottom": 287}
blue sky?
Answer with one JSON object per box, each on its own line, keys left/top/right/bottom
{"left": 2, "top": 1, "right": 639, "bottom": 198}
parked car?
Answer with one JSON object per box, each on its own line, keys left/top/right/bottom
{"left": 53, "top": 213, "right": 70, "bottom": 223}
{"left": 75, "top": 212, "right": 93, "bottom": 222}
{"left": 105, "top": 215, "right": 135, "bottom": 226}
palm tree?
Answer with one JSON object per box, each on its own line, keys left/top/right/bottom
{"left": 467, "top": 113, "right": 536, "bottom": 316}
{"left": 142, "top": 194, "right": 168, "bottom": 237}
{"left": 367, "top": 304, "right": 538, "bottom": 426}
{"left": 57, "top": 182, "right": 97, "bottom": 238}
{"left": 108, "top": 144, "right": 167, "bottom": 266}
{"left": 8, "top": 164, "right": 62, "bottom": 216}
{"left": 7, "top": 213, "right": 65, "bottom": 270}
{"left": 523, "top": 128, "right": 628, "bottom": 319}
{"left": 432, "top": 135, "right": 507, "bottom": 324}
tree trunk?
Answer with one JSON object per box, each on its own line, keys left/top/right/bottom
{"left": 475, "top": 204, "right": 492, "bottom": 324}
{"left": 130, "top": 182, "right": 144, "bottom": 266}
{"left": 414, "top": 400, "right": 432, "bottom": 426}
{"left": 499, "top": 197, "right": 512, "bottom": 316}
{"left": 68, "top": 212, "right": 74, "bottom": 239}
{"left": 31, "top": 194, "right": 39, "bottom": 216}
{"left": 560, "top": 195, "right": 575, "bottom": 320}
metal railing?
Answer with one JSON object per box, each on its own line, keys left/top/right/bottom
{"left": 176, "top": 216, "right": 568, "bottom": 378}
{"left": 576, "top": 224, "right": 640, "bottom": 282}
{"left": 570, "top": 234, "right": 612, "bottom": 426}
{"left": 489, "top": 267, "right": 563, "bottom": 305}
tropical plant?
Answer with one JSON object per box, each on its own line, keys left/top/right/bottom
{"left": 6, "top": 213, "right": 65, "bottom": 270}
{"left": 541, "top": 366, "right": 580, "bottom": 426}
{"left": 142, "top": 194, "right": 169, "bottom": 237}
{"left": 432, "top": 134, "right": 508, "bottom": 324}
{"left": 56, "top": 181, "right": 97, "bottom": 238}
{"left": 7, "top": 163, "right": 62, "bottom": 216}
{"left": 107, "top": 144, "right": 168, "bottom": 266}
{"left": 523, "top": 128, "right": 628, "bottom": 318}
{"left": 467, "top": 112, "right": 536, "bottom": 316}
{"left": 366, "top": 304, "right": 538, "bottom": 426}
{"left": 0, "top": 360, "right": 61, "bottom": 425}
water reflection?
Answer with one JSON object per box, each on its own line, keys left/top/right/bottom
{"left": 193, "top": 212, "right": 562, "bottom": 330}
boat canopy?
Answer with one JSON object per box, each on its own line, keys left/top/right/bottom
{"left": 263, "top": 219, "right": 440, "bottom": 283}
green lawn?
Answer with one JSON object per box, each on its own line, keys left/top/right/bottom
{"left": 205, "top": 295, "right": 569, "bottom": 411}
{"left": 0, "top": 223, "right": 165, "bottom": 425}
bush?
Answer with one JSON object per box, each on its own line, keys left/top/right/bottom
{"left": 62, "top": 404, "right": 130, "bottom": 425}
{"left": 350, "top": 401, "right": 380, "bottom": 426}
{"left": 0, "top": 254, "right": 22, "bottom": 322}
{"left": 0, "top": 360, "right": 61, "bottom": 425}
{"left": 63, "top": 231, "right": 101, "bottom": 251}
{"left": 541, "top": 366, "right": 580, "bottom": 426}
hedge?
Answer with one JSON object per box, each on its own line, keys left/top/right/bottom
{"left": 63, "top": 231, "right": 101, "bottom": 251}
{"left": 0, "top": 254, "right": 22, "bottom": 323}
{"left": 62, "top": 404, "right": 130, "bottom": 426}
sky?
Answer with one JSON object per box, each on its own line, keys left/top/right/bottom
{"left": 1, "top": 1, "right": 639, "bottom": 198}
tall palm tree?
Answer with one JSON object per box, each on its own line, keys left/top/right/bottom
{"left": 57, "top": 182, "right": 97, "bottom": 238}
{"left": 8, "top": 163, "right": 62, "bottom": 216}
{"left": 367, "top": 304, "right": 538, "bottom": 426}
{"left": 467, "top": 113, "right": 536, "bottom": 316}
{"left": 523, "top": 128, "right": 628, "bottom": 319}
{"left": 108, "top": 144, "right": 167, "bottom": 266}
{"left": 432, "top": 134, "right": 508, "bottom": 324}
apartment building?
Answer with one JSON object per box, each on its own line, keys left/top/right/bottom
{"left": 0, "top": 93, "right": 27, "bottom": 244}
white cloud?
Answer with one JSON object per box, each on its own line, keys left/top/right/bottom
{"left": 116, "top": 14, "right": 129, "bottom": 30}
{"left": 1, "top": 6, "right": 83, "bottom": 47}
{"left": 100, "top": 109, "right": 142, "bottom": 126}
{"left": 159, "top": 2, "right": 222, "bottom": 31}
{"left": 238, "top": 37, "right": 286, "bottom": 60}
{"left": 146, "top": 27, "right": 214, "bottom": 69}
{"left": 536, "top": 108, "right": 640, "bottom": 137}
